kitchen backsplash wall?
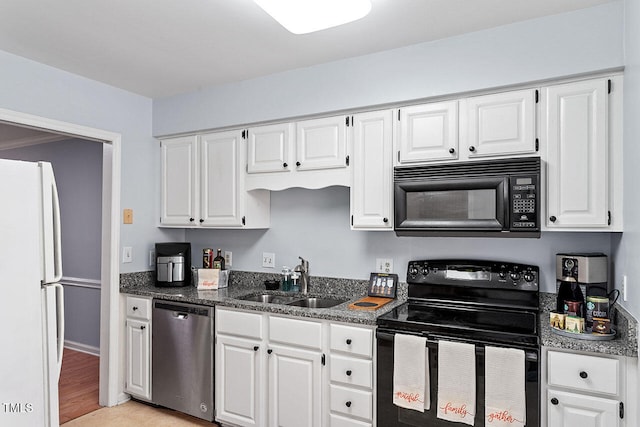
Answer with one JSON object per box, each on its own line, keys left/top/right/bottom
{"left": 185, "top": 186, "right": 613, "bottom": 294}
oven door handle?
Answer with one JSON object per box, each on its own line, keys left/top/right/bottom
{"left": 376, "top": 330, "right": 538, "bottom": 361}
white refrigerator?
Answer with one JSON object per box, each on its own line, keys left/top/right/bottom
{"left": 0, "top": 159, "right": 65, "bottom": 427}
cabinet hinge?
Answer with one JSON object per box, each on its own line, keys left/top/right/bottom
{"left": 346, "top": 116, "right": 350, "bottom": 127}
{"left": 535, "top": 89, "right": 539, "bottom": 103}
{"left": 397, "top": 109, "right": 401, "bottom": 121}
{"left": 619, "top": 401, "right": 624, "bottom": 419}
{"left": 321, "top": 354, "right": 326, "bottom": 366}
{"left": 242, "top": 216, "right": 246, "bottom": 226}
{"left": 246, "top": 164, "right": 248, "bottom": 173}
{"left": 535, "top": 138, "right": 539, "bottom": 152}
{"left": 608, "top": 211, "right": 611, "bottom": 226}
{"left": 241, "top": 129, "right": 245, "bottom": 139}
{"left": 608, "top": 79, "right": 612, "bottom": 94}
{"left": 346, "top": 155, "right": 350, "bottom": 166}
{"left": 397, "top": 151, "right": 400, "bottom": 162}
{"left": 351, "top": 215, "right": 354, "bottom": 226}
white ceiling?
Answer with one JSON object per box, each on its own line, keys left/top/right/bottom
{"left": 0, "top": 0, "right": 614, "bottom": 99}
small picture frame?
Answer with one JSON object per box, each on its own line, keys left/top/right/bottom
{"left": 367, "top": 272, "right": 398, "bottom": 298}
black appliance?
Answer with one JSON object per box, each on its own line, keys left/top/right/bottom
{"left": 394, "top": 157, "right": 540, "bottom": 237}
{"left": 377, "top": 259, "right": 540, "bottom": 427}
{"left": 155, "top": 242, "right": 191, "bottom": 287}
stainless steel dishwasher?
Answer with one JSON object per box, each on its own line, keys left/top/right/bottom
{"left": 152, "top": 300, "right": 214, "bottom": 421}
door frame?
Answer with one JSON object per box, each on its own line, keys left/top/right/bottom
{"left": 0, "top": 108, "right": 121, "bottom": 407}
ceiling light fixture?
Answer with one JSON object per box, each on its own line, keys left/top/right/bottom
{"left": 254, "top": 0, "right": 372, "bottom": 35}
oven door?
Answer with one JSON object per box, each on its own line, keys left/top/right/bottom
{"left": 394, "top": 177, "right": 508, "bottom": 235}
{"left": 376, "top": 330, "right": 540, "bottom": 427}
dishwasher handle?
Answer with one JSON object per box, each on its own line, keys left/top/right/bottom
{"left": 175, "top": 312, "right": 188, "bottom": 320}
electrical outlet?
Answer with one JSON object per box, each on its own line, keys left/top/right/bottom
{"left": 149, "top": 250, "right": 155, "bottom": 267}
{"left": 262, "top": 252, "right": 275, "bottom": 268}
{"left": 123, "top": 246, "right": 133, "bottom": 263}
{"left": 376, "top": 258, "right": 393, "bottom": 273}
{"left": 225, "top": 251, "right": 232, "bottom": 267}
{"left": 623, "top": 275, "right": 628, "bottom": 301}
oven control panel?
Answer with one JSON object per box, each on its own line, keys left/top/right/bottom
{"left": 407, "top": 259, "right": 538, "bottom": 291}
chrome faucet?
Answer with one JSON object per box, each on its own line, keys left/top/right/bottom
{"left": 294, "top": 256, "right": 309, "bottom": 294}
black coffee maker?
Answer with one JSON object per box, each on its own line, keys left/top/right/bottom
{"left": 155, "top": 242, "right": 191, "bottom": 287}
{"left": 555, "top": 252, "right": 608, "bottom": 317}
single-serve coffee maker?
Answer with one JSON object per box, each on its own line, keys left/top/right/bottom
{"left": 155, "top": 242, "right": 191, "bottom": 287}
{"left": 556, "top": 253, "right": 611, "bottom": 326}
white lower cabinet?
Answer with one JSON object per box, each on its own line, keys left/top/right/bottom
{"left": 124, "top": 295, "right": 152, "bottom": 401}
{"left": 215, "top": 308, "right": 376, "bottom": 427}
{"left": 544, "top": 348, "right": 627, "bottom": 427}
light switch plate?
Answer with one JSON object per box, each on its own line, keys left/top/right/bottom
{"left": 376, "top": 258, "right": 393, "bottom": 273}
{"left": 262, "top": 252, "right": 275, "bottom": 268}
{"left": 225, "top": 251, "right": 232, "bottom": 267}
{"left": 123, "top": 209, "right": 133, "bottom": 224}
{"left": 123, "top": 246, "right": 133, "bottom": 263}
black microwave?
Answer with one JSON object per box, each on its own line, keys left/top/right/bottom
{"left": 394, "top": 157, "right": 540, "bottom": 237}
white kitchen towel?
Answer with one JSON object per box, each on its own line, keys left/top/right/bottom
{"left": 393, "top": 334, "right": 430, "bottom": 411}
{"left": 437, "top": 340, "right": 476, "bottom": 426}
{"left": 485, "top": 346, "right": 526, "bottom": 427}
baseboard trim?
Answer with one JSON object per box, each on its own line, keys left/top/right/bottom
{"left": 65, "top": 340, "right": 100, "bottom": 356}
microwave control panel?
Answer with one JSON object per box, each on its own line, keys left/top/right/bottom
{"left": 510, "top": 174, "right": 538, "bottom": 230}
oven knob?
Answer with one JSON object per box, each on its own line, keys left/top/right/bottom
{"left": 409, "top": 266, "right": 419, "bottom": 277}
{"left": 524, "top": 272, "right": 535, "bottom": 282}
{"left": 510, "top": 271, "right": 521, "bottom": 281}
{"left": 499, "top": 270, "right": 507, "bottom": 279}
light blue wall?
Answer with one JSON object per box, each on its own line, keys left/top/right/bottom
{"left": 157, "top": 2, "right": 624, "bottom": 295}
{"left": 613, "top": 0, "right": 640, "bottom": 320}
{"left": 0, "top": 50, "right": 182, "bottom": 274}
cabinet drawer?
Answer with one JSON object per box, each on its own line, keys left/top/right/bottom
{"left": 330, "top": 324, "right": 373, "bottom": 358}
{"left": 330, "top": 354, "right": 373, "bottom": 389}
{"left": 548, "top": 350, "right": 619, "bottom": 395}
{"left": 216, "top": 308, "right": 263, "bottom": 339}
{"left": 329, "top": 413, "right": 372, "bottom": 427}
{"left": 125, "top": 296, "right": 152, "bottom": 320}
{"left": 330, "top": 385, "right": 373, "bottom": 421}
{"left": 269, "top": 316, "right": 322, "bottom": 350}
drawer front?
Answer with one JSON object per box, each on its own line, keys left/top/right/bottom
{"left": 125, "top": 296, "right": 152, "bottom": 320}
{"left": 330, "top": 324, "right": 373, "bottom": 358}
{"left": 330, "top": 384, "right": 373, "bottom": 421}
{"left": 329, "top": 413, "right": 372, "bottom": 427}
{"left": 548, "top": 350, "right": 619, "bottom": 395}
{"left": 330, "top": 354, "right": 373, "bottom": 389}
{"left": 269, "top": 315, "right": 322, "bottom": 349}
{"left": 216, "top": 308, "right": 263, "bottom": 339}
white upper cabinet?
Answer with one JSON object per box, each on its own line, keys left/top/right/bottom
{"left": 247, "top": 123, "right": 294, "bottom": 174}
{"left": 160, "top": 132, "right": 269, "bottom": 229}
{"left": 397, "top": 101, "right": 458, "bottom": 164}
{"left": 200, "top": 131, "right": 241, "bottom": 227}
{"left": 245, "top": 115, "right": 350, "bottom": 190}
{"left": 160, "top": 136, "right": 198, "bottom": 226}
{"left": 350, "top": 110, "right": 393, "bottom": 230}
{"left": 543, "top": 78, "right": 610, "bottom": 229}
{"left": 465, "top": 88, "right": 537, "bottom": 157}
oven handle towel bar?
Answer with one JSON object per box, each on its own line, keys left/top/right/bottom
{"left": 376, "top": 330, "right": 538, "bottom": 362}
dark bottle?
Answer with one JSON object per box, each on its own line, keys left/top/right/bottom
{"left": 213, "top": 248, "right": 225, "bottom": 270}
{"left": 556, "top": 280, "right": 585, "bottom": 317}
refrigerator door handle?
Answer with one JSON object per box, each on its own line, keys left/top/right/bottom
{"left": 39, "top": 162, "right": 63, "bottom": 283}
{"left": 54, "top": 282, "right": 65, "bottom": 378}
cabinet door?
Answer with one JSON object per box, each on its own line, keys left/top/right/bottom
{"left": 160, "top": 136, "right": 198, "bottom": 226}
{"left": 296, "top": 116, "right": 348, "bottom": 171}
{"left": 200, "top": 131, "right": 242, "bottom": 226}
{"left": 466, "top": 89, "right": 537, "bottom": 157}
{"left": 216, "top": 335, "right": 263, "bottom": 427}
{"left": 397, "top": 101, "right": 458, "bottom": 163}
{"left": 125, "top": 319, "right": 150, "bottom": 400}
{"left": 268, "top": 344, "right": 322, "bottom": 427}
{"left": 351, "top": 110, "right": 393, "bottom": 230}
{"left": 547, "top": 390, "right": 619, "bottom": 427}
{"left": 545, "top": 79, "right": 608, "bottom": 228}
{"left": 247, "top": 123, "right": 294, "bottom": 174}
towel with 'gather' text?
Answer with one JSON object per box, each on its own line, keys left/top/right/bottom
{"left": 485, "top": 346, "right": 526, "bottom": 427}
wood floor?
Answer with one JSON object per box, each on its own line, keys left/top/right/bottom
{"left": 59, "top": 348, "right": 101, "bottom": 424}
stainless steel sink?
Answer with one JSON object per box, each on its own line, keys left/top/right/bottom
{"left": 238, "top": 293, "right": 300, "bottom": 304}
{"left": 286, "top": 297, "right": 346, "bottom": 309}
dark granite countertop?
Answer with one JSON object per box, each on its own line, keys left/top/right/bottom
{"left": 539, "top": 293, "right": 638, "bottom": 357}
{"left": 120, "top": 270, "right": 407, "bottom": 326}
{"left": 120, "top": 271, "right": 638, "bottom": 356}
